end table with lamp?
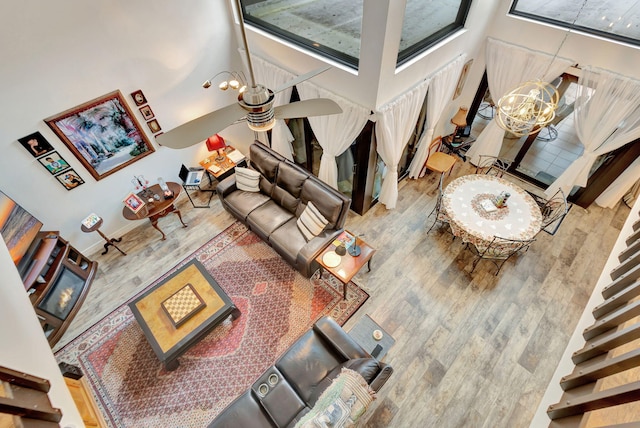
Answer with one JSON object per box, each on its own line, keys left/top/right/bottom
{"left": 81, "top": 213, "right": 126, "bottom": 256}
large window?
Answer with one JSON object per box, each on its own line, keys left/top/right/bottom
{"left": 510, "top": 0, "right": 640, "bottom": 46}
{"left": 240, "top": 0, "right": 472, "bottom": 69}
{"left": 398, "top": 0, "right": 472, "bottom": 65}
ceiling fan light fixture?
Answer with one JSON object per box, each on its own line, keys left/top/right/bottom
{"left": 218, "top": 81, "right": 230, "bottom": 91}
{"left": 229, "top": 79, "right": 240, "bottom": 90}
{"left": 202, "top": 80, "right": 212, "bottom": 89}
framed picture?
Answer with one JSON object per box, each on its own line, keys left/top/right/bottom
{"left": 18, "top": 131, "right": 54, "bottom": 158}
{"left": 453, "top": 59, "right": 473, "bottom": 100}
{"left": 44, "top": 90, "right": 155, "bottom": 181}
{"left": 37, "top": 151, "right": 70, "bottom": 175}
{"left": 55, "top": 169, "right": 85, "bottom": 190}
{"left": 139, "top": 105, "right": 154, "bottom": 120}
{"left": 147, "top": 119, "right": 161, "bottom": 134}
{"left": 130, "top": 89, "right": 147, "bottom": 106}
{"left": 123, "top": 192, "right": 145, "bottom": 213}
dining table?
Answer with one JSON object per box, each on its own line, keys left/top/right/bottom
{"left": 440, "top": 174, "right": 543, "bottom": 250}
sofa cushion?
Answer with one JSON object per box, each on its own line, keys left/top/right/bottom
{"left": 223, "top": 190, "right": 271, "bottom": 221}
{"left": 250, "top": 143, "right": 281, "bottom": 184}
{"left": 247, "top": 200, "right": 295, "bottom": 240}
{"left": 269, "top": 218, "right": 307, "bottom": 267}
{"left": 272, "top": 185, "right": 301, "bottom": 214}
{"left": 207, "top": 390, "right": 273, "bottom": 428}
{"left": 299, "top": 180, "right": 345, "bottom": 229}
{"left": 297, "top": 202, "right": 329, "bottom": 241}
{"left": 294, "top": 368, "right": 376, "bottom": 428}
{"left": 308, "top": 358, "right": 380, "bottom": 405}
{"left": 276, "top": 329, "right": 343, "bottom": 405}
{"left": 276, "top": 161, "right": 308, "bottom": 199}
{"left": 235, "top": 167, "right": 261, "bottom": 192}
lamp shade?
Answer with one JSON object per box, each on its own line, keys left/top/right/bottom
{"left": 206, "top": 134, "right": 226, "bottom": 152}
{"left": 451, "top": 106, "right": 468, "bottom": 128}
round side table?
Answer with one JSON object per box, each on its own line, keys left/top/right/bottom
{"left": 81, "top": 217, "right": 126, "bottom": 256}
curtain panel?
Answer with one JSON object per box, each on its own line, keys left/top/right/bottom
{"left": 408, "top": 54, "right": 467, "bottom": 179}
{"left": 375, "top": 79, "right": 431, "bottom": 209}
{"left": 252, "top": 55, "right": 296, "bottom": 160}
{"left": 465, "top": 38, "right": 574, "bottom": 165}
{"left": 547, "top": 66, "right": 640, "bottom": 199}
{"left": 297, "top": 81, "right": 371, "bottom": 189}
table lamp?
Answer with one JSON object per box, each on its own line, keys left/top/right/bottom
{"left": 206, "top": 134, "right": 227, "bottom": 161}
{"left": 450, "top": 106, "right": 468, "bottom": 146}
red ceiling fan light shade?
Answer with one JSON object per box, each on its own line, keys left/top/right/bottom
{"left": 206, "top": 134, "right": 226, "bottom": 152}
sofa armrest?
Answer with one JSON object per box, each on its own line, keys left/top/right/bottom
{"left": 216, "top": 175, "right": 237, "bottom": 198}
{"left": 313, "top": 316, "right": 369, "bottom": 361}
{"left": 369, "top": 363, "right": 393, "bottom": 392}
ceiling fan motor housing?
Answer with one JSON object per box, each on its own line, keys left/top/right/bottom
{"left": 238, "top": 84, "right": 276, "bottom": 131}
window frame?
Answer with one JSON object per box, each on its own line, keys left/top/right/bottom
{"left": 509, "top": 0, "right": 640, "bottom": 48}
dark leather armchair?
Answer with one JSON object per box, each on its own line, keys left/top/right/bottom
{"left": 209, "top": 316, "right": 393, "bottom": 428}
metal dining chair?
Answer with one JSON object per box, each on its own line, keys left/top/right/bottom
{"left": 468, "top": 235, "right": 536, "bottom": 275}
{"left": 474, "top": 155, "right": 513, "bottom": 176}
{"left": 537, "top": 189, "right": 569, "bottom": 235}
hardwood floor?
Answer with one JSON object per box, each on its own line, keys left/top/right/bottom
{"left": 54, "top": 161, "right": 630, "bottom": 427}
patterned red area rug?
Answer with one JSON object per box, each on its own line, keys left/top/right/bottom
{"left": 55, "top": 222, "right": 368, "bottom": 428}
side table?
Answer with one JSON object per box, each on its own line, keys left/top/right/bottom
{"left": 80, "top": 217, "right": 126, "bottom": 256}
{"left": 315, "top": 230, "right": 375, "bottom": 299}
{"left": 348, "top": 314, "right": 395, "bottom": 360}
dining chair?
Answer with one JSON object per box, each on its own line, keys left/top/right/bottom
{"left": 474, "top": 155, "right": 512, "bottom": 176}
{"left": 468, "top": 236, "right": 536, "bottom": 275}
{"left": 537, "top": 189, "right": 569, "bottom": 235}
{"left": 425, "top": 136, "right": 457, "bottom": 231}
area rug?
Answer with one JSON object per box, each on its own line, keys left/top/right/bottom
{"left": 55, "top": 222, "right": 368, "bottom": 428}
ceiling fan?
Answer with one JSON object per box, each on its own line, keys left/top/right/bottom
{"left": 156, "top": 0, "right": 343, "bottom": 150}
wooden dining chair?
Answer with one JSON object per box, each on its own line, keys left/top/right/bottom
{"left": 468, "top": 236, "right": 536, "bottom": 275}
{"left": 425, "top": 136, "right": 457, "bottom": 229}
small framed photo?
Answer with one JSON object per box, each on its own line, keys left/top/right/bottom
{"left": 38, "top": 151, "right": 70, "bottom": 175}
{"left": 147, "top": 119, "right": 162, "bottom": 133}
{"left": 139, "top": 105, "right": 154, "bottom": 120}
{"left": 55, "top": 169, "right": 85, "bottom": 190}
{"left": 18, "top": 131, "right": 54, "bottom": 158}
{"left": 130, "top": 89, "right": 147, "bottom": 106}
{"left": 123, "top": 192, "right": 145, "bottom": 213}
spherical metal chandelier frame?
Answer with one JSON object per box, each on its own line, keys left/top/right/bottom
{"left": 496, "top": 80, "right": 559, "bottom": 137}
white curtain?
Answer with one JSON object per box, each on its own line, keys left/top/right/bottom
{"left": 408, "top": 54, "right": 467, "bottom": 179}
{"left": 297, "top": 81, "right": 371, "bottom": 189}
{"left": 596, "top": 158, "right": 640, "bottom": 208}
{"left": 547, "top": 66, "right": 640, "bottom": 198}
{"left": 252, "top": 56, "right": 296, "bottom": 160}
{"left": 465, "top": 38, "right": 574, "bottom": 165}
{"left": 375, "top": 79, "right": 431, "bottom": 209}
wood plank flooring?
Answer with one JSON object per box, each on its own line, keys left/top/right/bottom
{"left": 54, "top": 161, "right": 630, "bottom": 428}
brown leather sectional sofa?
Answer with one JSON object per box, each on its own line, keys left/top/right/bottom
{"left": 208, "top": 316, "right": 393, "bottom": 427}
{"left": 216, "top": 142, "right": 351, "bottom": 278}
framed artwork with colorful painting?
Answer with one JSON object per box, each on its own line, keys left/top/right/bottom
{"left": 44, "top": 90, "right": 155, "bottom": 181}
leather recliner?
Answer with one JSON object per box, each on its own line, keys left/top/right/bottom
{"left": 208, "top": 316, "right": 393, "bottom": 428}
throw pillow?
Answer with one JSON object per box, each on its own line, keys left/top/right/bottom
{"left": 295, "top": 368, "right": 376, "bottom": 428}
{"left": 297, "top": 202, "right": 328, "bottom": 241}
{"left": 235, "top": 167, "right": 261, "bottom": 192}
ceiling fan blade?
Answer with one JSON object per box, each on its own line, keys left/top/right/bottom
{"left": 274, "top": 98, "right": 342, "bottom": 120}
{"left": 155, "top": 103, "right": 246, "bottom": 149}
{"left": 273, "top": 66, "right": 331, "bottom": 93}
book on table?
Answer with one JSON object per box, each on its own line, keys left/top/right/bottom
{"left": 333, "top": 231, "right": 355, "bottom": 249}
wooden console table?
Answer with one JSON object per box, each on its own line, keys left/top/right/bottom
{"left": 122, "top": 182, "right": 187, "bottom": 241}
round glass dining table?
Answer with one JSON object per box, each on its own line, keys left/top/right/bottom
{"left": 440, "top": 174, "right": 543, "bottom": 249}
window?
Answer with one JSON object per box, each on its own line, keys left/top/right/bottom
{"left": 240, "top": 0, "right": 472, "bottom": 69}
{"left": 398, "top": 0, "right": 472, "bottom": 65}
{"left": 241, "top": 0, "right": 364, "bottom": 68}
{"left": 510, "top": 0, "right": 640, "bottom": 46}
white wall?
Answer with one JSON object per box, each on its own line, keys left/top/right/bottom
{"left": 0, "top": 0, "right": 247, "bottom": 255}
{"left": 0, "top": 238, "right": 83, "bottom": 427}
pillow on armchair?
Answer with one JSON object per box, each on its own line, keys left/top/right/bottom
{"left": 295, "top": 368, "right": 376, "bottom": 428}
{"left": 235, "top": 167, "right": 261, "bottom": 192}
{"left": 297, "top": 202, "right": 328, "bottom": 241}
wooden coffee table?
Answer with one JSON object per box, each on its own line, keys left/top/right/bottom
{"left": 316, "top": 230, "right": 376, "bottom": 299}
{"left": 128, "top": 260, "right": 240, "bottom": 370}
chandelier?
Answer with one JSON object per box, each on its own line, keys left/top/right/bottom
{"left": 496, "top": 80, "right": 558, "bottom": 137}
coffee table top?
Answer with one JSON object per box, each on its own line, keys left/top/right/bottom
{"left": 128, "top": 260, "right": 236, "bottom": 364}
{"left": 316, "top": 230, "right": 375, "bottom": 284}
